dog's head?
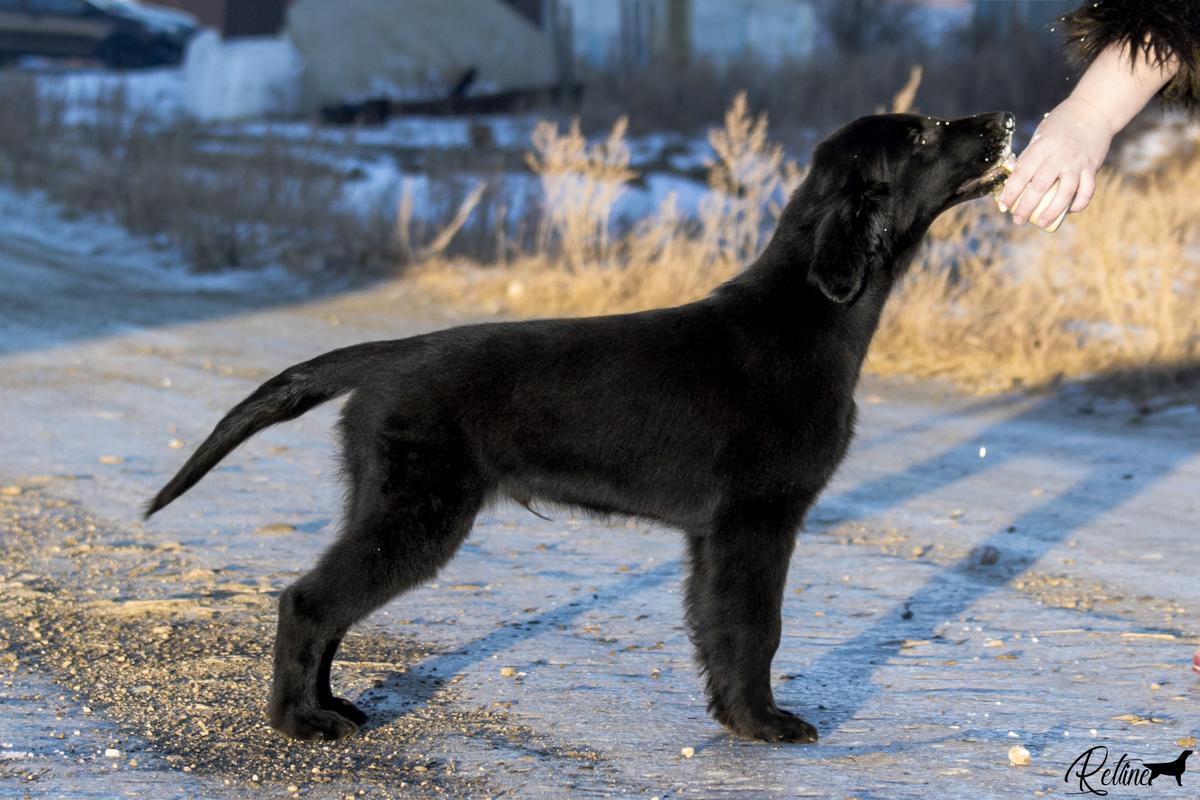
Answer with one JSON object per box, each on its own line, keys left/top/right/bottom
{"left": 798, "top": 111, "right": 1014, "bottom": 304}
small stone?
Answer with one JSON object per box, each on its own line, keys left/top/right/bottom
{"left": 680, "top": 746, "right": 695, "bottom": 759}
{"left": 1008, "top": 745, "right": 1031, "bottom": 766}
{"left": 98, "top": 455, "right": 125, "bottom": 465}
{"left": 0, "top": 486, "right": 21, "bottom": 496}
{"left": 975, "top": 545, "right": 1001, "bottom": 566}
{"left": 104, "top": 748, "right": 121, "bottom": 759}
{"left": 169, "top": 439, "right": 185, "bottom": 449}
{"left": 500, "top": 667, "right": 517, "bottom": 677}
{"left": 254, "top": 523, "right": 296, "bottom": 536}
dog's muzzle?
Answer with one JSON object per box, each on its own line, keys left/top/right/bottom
{"left": 956, "top": 112, "right": 1016, "bottom": 197}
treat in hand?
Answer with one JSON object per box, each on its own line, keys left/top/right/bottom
{"left": 994, "top": 155, "right": 1068, "bottom": 233}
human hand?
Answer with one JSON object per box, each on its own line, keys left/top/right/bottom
{"left": 998, "top": 96, "right": 1114, "bottom": 229}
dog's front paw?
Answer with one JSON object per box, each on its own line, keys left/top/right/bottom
{"left": 322, "top": 696, "right": 369, "bottom": 727}
{"left": 271, "top": 704, "right": 360, "bottom": 741}
{"left": 724, "top": 707, "right": 819, "bottom": 743}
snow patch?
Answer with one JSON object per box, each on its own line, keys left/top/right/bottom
{"left": 183, "top": 30, "right": 304, "bottom": 122}
{"left": 36, "top": 66, "right": 185, "bottom": 125}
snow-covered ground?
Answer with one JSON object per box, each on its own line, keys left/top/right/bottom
{"left": 24, "top": 64, "right": 725, "bottom": 233}
{"left": 1, "top": 187, "right": 1197, "bottom": 798}
{"left": 31, "top": 63, "right": 186, "bottom": 125}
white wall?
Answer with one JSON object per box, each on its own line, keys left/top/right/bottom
{"left": 183, "top": 30, "right": 305, "bottom": 122}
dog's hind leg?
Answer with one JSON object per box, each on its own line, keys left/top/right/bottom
{"left": 313, "top": 636, "right": 366, "bottom": 726}
{"left": 268, "top": 429, "right": 486, "bottom": 741}
{"left": 684, "top": 507, "right": 816, "bottom": 743}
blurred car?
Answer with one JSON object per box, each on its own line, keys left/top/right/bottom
{"left": 0, "top": 0, "right": 197, "bottom": 68}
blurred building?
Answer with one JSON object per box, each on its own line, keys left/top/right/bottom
{"left": 502, "top": 0, "right": 548, "bottom": 26}
{"left": 154, "top": 0, "right": 814, "bottom": 70}
{"left": 561, "top": 0, "right": 817, "bottom": 70}
{"left": 155, "top": 0, "right": 548, "bottom": 39}
{"left": 152, "top": 0, "right": 295, "bottom": 38}
{"left": 286, "top": 0, "right": 559, "bottom": 105}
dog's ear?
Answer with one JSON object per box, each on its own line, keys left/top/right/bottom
{"left": 809, "top": 177, "right": 892, "bottom": 304}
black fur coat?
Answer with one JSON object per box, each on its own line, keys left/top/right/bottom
{"left": 1062, "top": 0, "right": 1200, "bottom": 115}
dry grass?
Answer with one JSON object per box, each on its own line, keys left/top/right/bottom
{"left": 873, "top": 159, "right": 1200, "bottom": 392}
{"left": 412, "top": 92, "right": 802, "bottom": 316}
{"left": 415, "top": 93, "right": 1200, "bottom": 394}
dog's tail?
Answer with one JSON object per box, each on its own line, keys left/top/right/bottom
{"left": 144, "top": 340, "right": 403, "bottom": 518}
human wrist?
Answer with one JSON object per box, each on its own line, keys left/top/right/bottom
{"left": 1057, "top": 94, "right": 1116, "bottom": 142}
{"left": 1068, "top": 41, "right": 1179, "bottom": 136}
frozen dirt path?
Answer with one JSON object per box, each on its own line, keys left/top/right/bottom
{"left": 0, "top": 191, "right": 1197, "bottom": 799}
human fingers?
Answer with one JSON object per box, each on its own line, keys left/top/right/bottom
{"left": 1031, "top": 170, "right": 1077, "bottom": 230}
{"left": 998, "top": 146, "right": 1046, "bottom": 213}
{"left": 1070, "top": 167, "right": 1097, "bottom": 213}
{"left": 1010, "top": 161, "right": 1062, "bottom": 225}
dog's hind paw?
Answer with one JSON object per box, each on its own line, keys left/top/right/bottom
{"left": 323, "top": 696, "right": 369, "bottom": 726}
{"left": 271, "top": 705, "right": 360, "bottom": 741}
{"left": 726, "top": 707, "right": 819, "bottom": 743}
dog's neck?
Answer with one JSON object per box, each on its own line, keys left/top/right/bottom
{"left": 721, "top": 209, "right": 931, "bottom": 375}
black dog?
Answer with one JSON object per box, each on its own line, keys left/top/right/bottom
{"left": 146, "top": 111, "right": 1014, "bottom": 743}
{"left": 1145, "top": 749, "right": 1191, "bottom": 786}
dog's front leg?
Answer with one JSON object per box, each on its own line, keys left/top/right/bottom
{"left": 683, "top": 518, "right": 817, "bottom": 743}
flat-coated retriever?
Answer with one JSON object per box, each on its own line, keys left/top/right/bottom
{"left": 147, "top": 111, "right": 1015, "bottom": 743}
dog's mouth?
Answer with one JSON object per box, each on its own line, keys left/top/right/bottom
{"left": 956, "top": 121, "right": 1016, "bottom": 198}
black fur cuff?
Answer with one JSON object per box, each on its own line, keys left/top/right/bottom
{"left": 1062, "top": 0, "right": 1200, "bottom": 116}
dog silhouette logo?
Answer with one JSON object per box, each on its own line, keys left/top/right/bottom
{"left": 1065, "top": 746, "right": 1192, "bottom": 794}
{"left": 1143, "top": 749, "right": 1191, "bottom": 787}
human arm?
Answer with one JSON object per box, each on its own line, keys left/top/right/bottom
{"left": 1000, "top": 43, "right": 1179, "bottom": 227}
{"left": 1000, "top": 0, "right": 1199, "bottom": 228}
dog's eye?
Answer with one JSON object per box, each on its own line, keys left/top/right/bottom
{"left": 906, "top": 128, "right": 927, "bottom": 147}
